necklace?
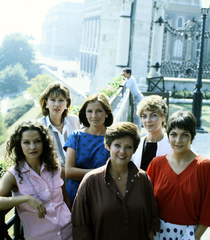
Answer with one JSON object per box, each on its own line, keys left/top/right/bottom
{"left": 112, "top": 170, "right": 128, "bottom": 180}
{"left": 26, "top": 172, "right": 54, "bottom": 202}
{"left": 52, "top": 122, "right": 63, "bottom": 129}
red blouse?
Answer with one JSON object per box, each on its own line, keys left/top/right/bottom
{"left": 147, "top": 155, "right": 210, "bottom": 226}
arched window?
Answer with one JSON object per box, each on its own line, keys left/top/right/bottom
{"left": 177, "top": 17, "right": 184, "bottom": 29}
{"left": 173, "top": 39, "right": 183, "bottom": 58}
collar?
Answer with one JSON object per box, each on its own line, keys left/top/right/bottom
{"left": 46, "top": 115, "right": 68, "bottom": 128}
{"left": 103, "top": 158, "right": 141, "bottom": 182}
{"left": 20, "top": 161, "right": 46, "bottom": 175}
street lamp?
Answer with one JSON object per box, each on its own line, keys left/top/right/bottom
{"left": 192, "top": 0, "right": 210, "bottom": 130}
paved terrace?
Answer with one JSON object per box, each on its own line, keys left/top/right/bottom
{"left": 191, "top": 132, "right": 210, "bottom": 240}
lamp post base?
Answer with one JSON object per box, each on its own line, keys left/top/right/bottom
{"left": 195, "top": 126, "right": 208, "bottom": 133}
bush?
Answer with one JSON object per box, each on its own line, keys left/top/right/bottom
{"left": 0, "top": 159, "right": 13, "bottom": 178}
{"left": 172, "top": 89, "right": 193, "bottom": 99}
{"left": 172, "top": 89, "right": 210, "bottom": 100}
{"left": 70, "top": 105, "right": 81, "bottom": 116}
{"left": 97, "top": 75, "right": 124, "bottom": 100}
{"left": 4, "top": 100, "right": 34, "bottom": 127}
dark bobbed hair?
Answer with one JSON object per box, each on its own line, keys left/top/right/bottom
{"left": 39, "top": 82, "right": 71, "bottom": 119}
{"left": 104, "top": 122, "right": 141, "bottom": 153}
{"left": 79, "top": 93, "right": 113, "bottom": 127}
{"left": 166, "top": 111, "right": 196, "bottom": 141}
{"left": 123, "top": 67, "right": 132, "bottom": 75}
{"left": 6, "top": 120, "right": 59, "bottom": 182}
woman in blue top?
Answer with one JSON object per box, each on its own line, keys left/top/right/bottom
{"left": 64, "top": 93, "right": 114, "bottom": 205}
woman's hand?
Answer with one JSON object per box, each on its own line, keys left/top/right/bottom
{"left": 194, "top": 224, "right": 208, "bottom": 239}
{"left": 27, "top": 195, "right": 46, "bottom": 219}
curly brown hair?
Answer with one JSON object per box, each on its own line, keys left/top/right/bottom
{"left": 5, "top": 120, "right": 59, "bottom": 182}
{"left": 39, "top": 81, "right": 71, "bottom": 119}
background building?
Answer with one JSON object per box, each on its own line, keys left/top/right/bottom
{"left": 40, "top": 2, "right": 84, "bottom": 59}
{"left": 80, "top": 0, "right": 210, "bottom": 93}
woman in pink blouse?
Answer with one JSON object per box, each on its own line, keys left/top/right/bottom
{"left": 0, "top": 120, "right": 72, "bottom": 240}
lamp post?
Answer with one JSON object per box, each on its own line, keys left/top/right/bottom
{"left": 192, "top": 0, "right": 210, "bottom": 130}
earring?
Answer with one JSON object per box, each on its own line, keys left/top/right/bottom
{"left": 65, "top": 107, "right": 67, "bottom": 109}
{"left": 106, "top": 115, "right": 108, "bottom": 118}
{"left": 46, "top": 105, "right": 49, "bottom": 109}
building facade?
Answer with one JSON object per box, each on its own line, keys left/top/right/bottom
{"left": 40, "top": 2, "right": 84, "bottom": 59}
{"left": 81, "top": 0, "right": 210, "bottom": 93}
{"left": 80, "top": 0, "right": 102, "bottom": 77}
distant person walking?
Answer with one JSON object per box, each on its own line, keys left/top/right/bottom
{"left": 122, "top": 67, "right": 144, "bottom": 130}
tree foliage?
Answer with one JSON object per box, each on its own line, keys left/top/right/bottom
{"left": 0, "top": 33, "right": 35, "bottom": 74}
{"left": 0, "top": 63, "right": 28, "bottom": 92}
{"left": 0, "top": 111, "right": 6, "bottom": 144}
{"left": 27, "top": 74, "right": 55, "bottom": 101}
{"left": 4, "top": 100, "right": 34, "bottom": 127}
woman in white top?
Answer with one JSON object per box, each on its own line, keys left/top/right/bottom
{"left": 39, "top": 82, "right": 80, "bottom": 166}
{"left": 132, "top": 95, "right": 172, "bottom": 170}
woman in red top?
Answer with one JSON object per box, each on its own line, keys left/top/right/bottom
{"left": 147, "top": 111, "right": 210, "bottom": 240}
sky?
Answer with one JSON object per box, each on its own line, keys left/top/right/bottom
{"left": 0, "top": 0, "right": 84, "bottom": 44}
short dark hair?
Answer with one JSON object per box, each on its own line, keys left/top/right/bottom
{"left": 166, "top": 111, "right": 196, "bottom": 141}
{"left": 39, "top": 82, "right": 71, "bottom": 119}
{"left": 123, "top": 67, "right": 132, "bottom": 75}
{"left": 79, "top": 93, "right": 113, "bottom": 127}
{"left": 104, "top": 122, "right": 140, "bottom": 153}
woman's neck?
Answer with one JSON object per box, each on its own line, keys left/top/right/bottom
{"left": 26, "top": 159, "right": 42, "bottom": 175}
{"left": 49, "top": 114, "right": 63, "bottom": 127}
{"left": 170, "top": 149, "right": 197, "bottom": 164}
{"left": 146, "top": 129, "right": 165, "bottom": 142}
{"left": 109, "top": 162, "right": 128, "bottom": 179}
{"left": 84, "top": 125, "right": 106, "bottom": 136}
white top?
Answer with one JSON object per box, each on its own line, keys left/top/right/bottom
{"left": 125, "top": 75, "right": 144, "bottom": 103}
{"left": 132, "top": 133, "right": 173, "bottom": 168}
{"left": 39, "top": 114, "right": 80, "bottom": 165}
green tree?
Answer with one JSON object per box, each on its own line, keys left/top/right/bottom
{"left": 0, "top": 111, "right": 6, "bottom": 144}
{"left": 27, "top": 74, "right": 55, "bottom": 101}
{"left": 0, "top": 63, "right": 28, "bottom": 92}
{"left": 0, "top": 33, "right": 36, "bottom": 78}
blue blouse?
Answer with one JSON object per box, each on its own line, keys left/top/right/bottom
{"left": 64, "top": 130, "right": 109, "bottom": 205}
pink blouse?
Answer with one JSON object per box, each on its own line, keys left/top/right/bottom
{"left": 9, "top": 162, "right": 72, "bottom": 240}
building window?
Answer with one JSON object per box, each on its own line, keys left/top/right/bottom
{"left": 177, "top": 17, "right": 184, "bottom": 29}
{"left": 173, "top": 39, "right": 183, "bottom": 58}
{"left": 60, "top": 36, "right": 65, "bottom": 45}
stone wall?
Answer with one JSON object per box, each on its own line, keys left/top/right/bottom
{"left": 112, "top": 89, "right": 131, "bottom": 123}
{"left": 90, "top": 0, "right": 152, "bottom": 93}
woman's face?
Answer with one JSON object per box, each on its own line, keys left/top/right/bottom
{"left": 168, "top": 127, "right": 192, "bottom": 154}
{"left": 85, "top": 101, "right": 107, "bottom": 127}
{"left": 21, "top": 130, "right": 43, "bottom": 163}
{"left": 46, "top": 93, "right": 67, "bottom": 118}
{"left": 107, "top": 136, "right": 134, "bottom": 167}
{"left": 141, "top": 110, "right": 165, "bottom": 133}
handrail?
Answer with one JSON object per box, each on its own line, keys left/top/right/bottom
{"left": 0, "top": 204, "right": 24, "bottom": 239}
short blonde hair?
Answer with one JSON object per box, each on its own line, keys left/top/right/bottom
{"left": 137, "top": 95, "right": 168, "bottom": 118}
